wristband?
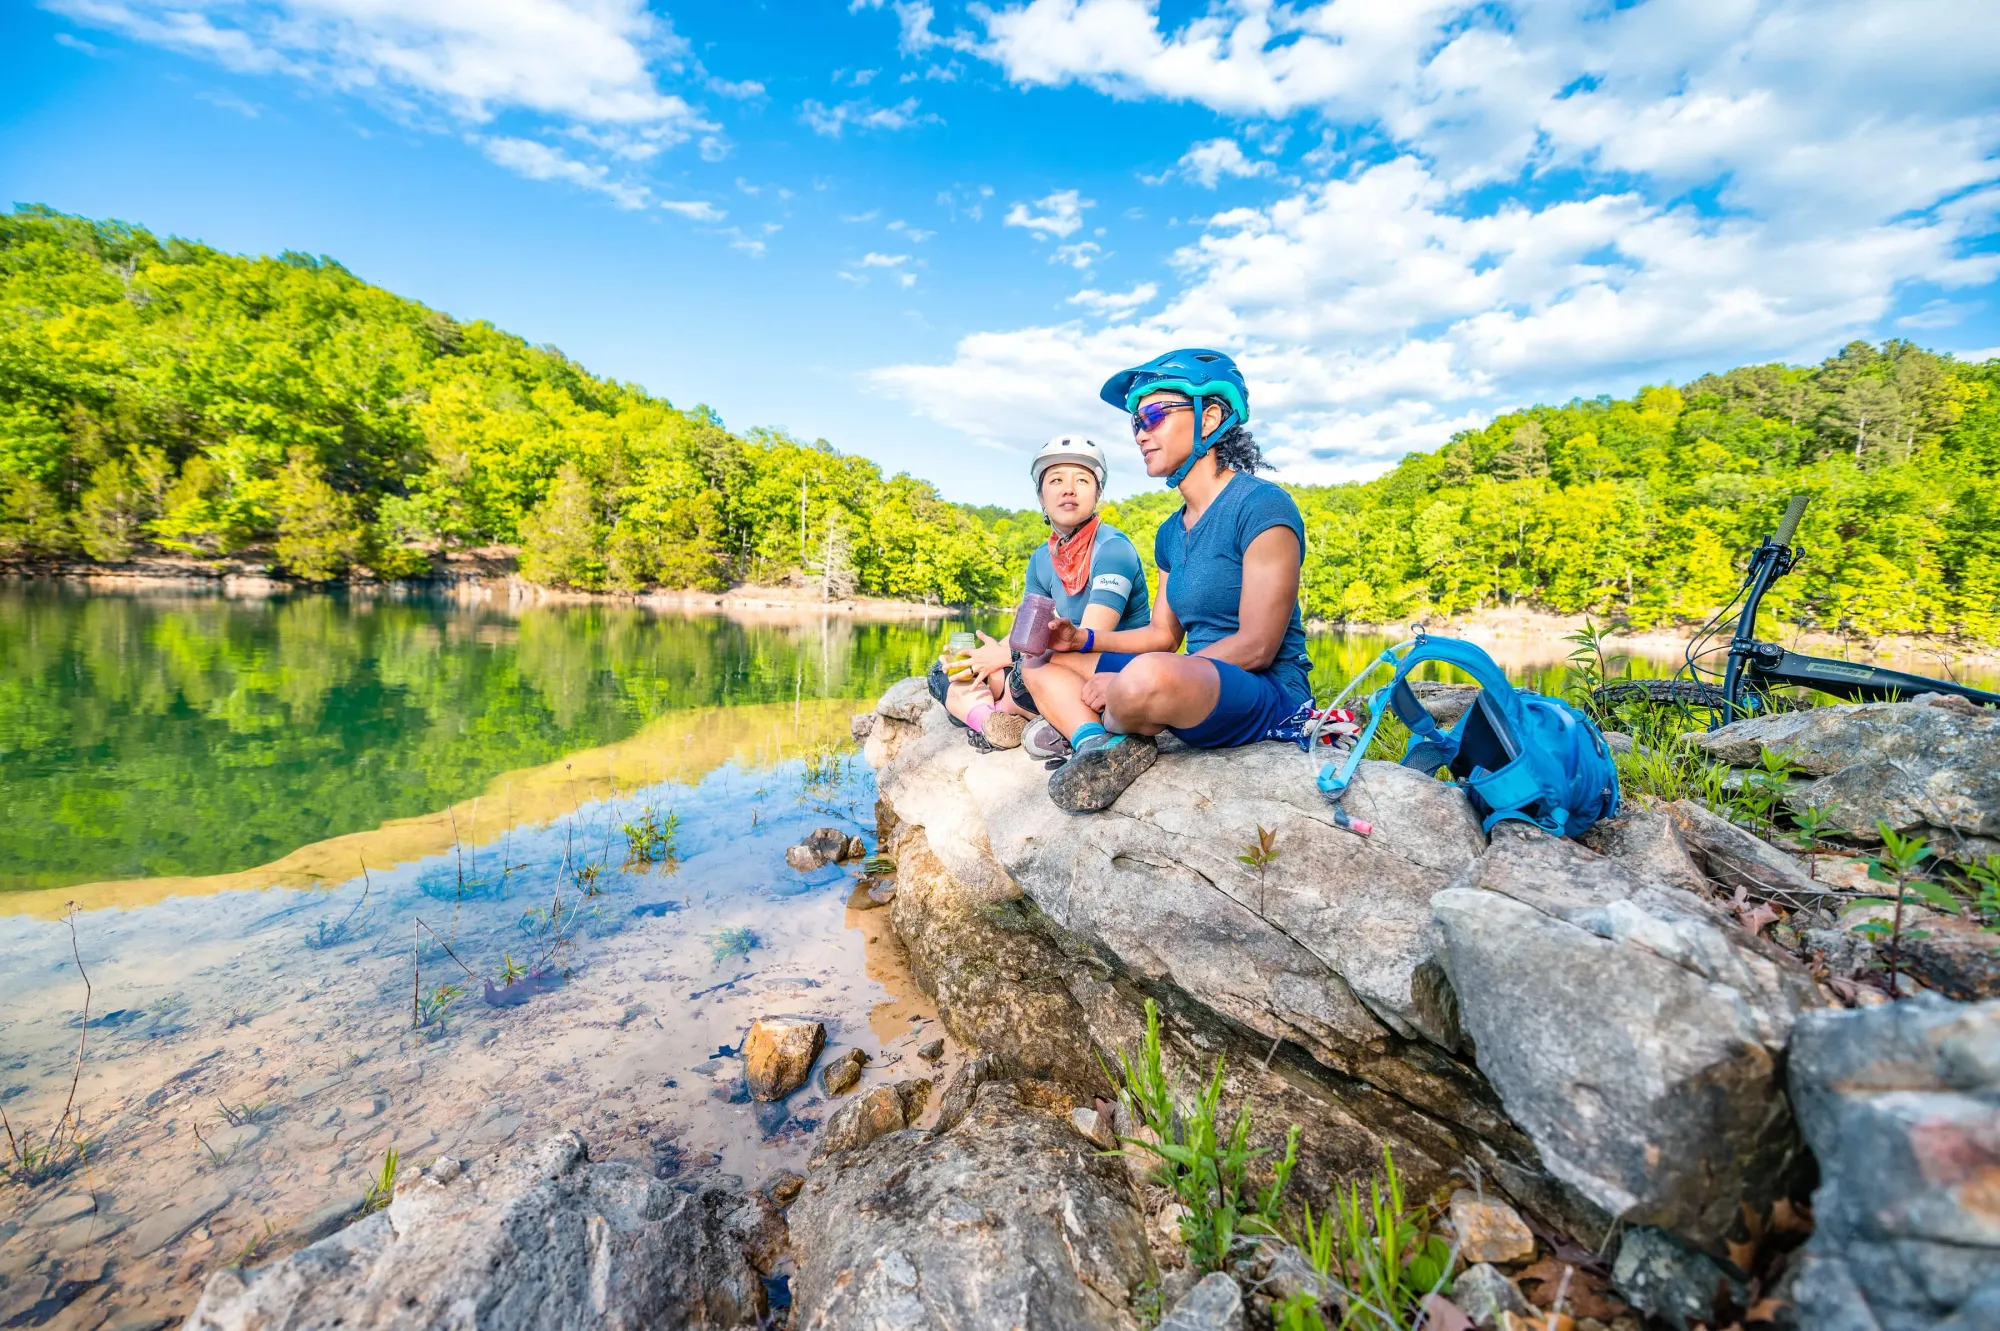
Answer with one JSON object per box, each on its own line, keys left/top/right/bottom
{"left": 1084, "top": 628, "right": 1095, "bottom": 654}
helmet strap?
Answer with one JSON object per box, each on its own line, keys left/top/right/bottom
{"left": 1165, "top": 395, "right": 1239, "bottom": 489}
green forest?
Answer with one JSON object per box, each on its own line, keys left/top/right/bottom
{"left": 3, "top": 206, "right": 1997, "bottom": 642}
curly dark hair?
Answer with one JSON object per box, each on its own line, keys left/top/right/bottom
{"left": 1209, "top": 422, "right": 1265, "bottom": 474}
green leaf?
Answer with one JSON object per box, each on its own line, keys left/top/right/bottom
{"left": 1907, "top": 881, "right": 1962, "bottom": 915}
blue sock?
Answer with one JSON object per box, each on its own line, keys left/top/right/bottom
{"left": 1070, "top": 721, "right": 1106, "bottom": 749}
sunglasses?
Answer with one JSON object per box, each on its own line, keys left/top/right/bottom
{"left": 1130, "top": 401, "right": 1193, "bottom": 436}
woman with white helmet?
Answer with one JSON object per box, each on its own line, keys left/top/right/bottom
{"left": 933, "top": 434, "right": 1151, "bottom": 752}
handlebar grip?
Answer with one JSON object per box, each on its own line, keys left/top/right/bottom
{"left": 1774, "top": 494, "right": 1809, "bottom": 546}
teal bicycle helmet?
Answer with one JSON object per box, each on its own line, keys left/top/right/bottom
{"left": 1099, "top": 349, "right": 1250, "bottom": 488}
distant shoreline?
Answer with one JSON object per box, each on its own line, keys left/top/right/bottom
{"left": 7, "top": 556, "right": 1997, "bottom": 671}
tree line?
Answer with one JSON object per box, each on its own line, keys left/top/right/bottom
{"left": 3, "top": 207, "right": 1995, "bottom": 642}
{"left": 0, "top": 207, "right": 1004, "bottom": 604}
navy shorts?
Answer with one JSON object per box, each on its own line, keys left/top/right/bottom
{"left": 1094, "top": 652, "right": 1305, "bottom": 748}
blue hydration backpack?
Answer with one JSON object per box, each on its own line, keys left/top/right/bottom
{"left": 1316, "top": 635, "right": 1620, "bottom": 839}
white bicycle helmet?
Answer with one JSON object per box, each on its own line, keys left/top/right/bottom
{"left": 1031, "top": 435, "right": 1107, "bottom": 490}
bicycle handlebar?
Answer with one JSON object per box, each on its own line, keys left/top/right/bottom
{"left": 1773, "top": 494, "right": 1808, "bottom": 546}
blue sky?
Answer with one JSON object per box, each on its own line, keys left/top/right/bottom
{"left": 5, "top": 0, "right": 1997, "bottom": 502}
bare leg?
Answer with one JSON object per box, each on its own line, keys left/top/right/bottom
{"left": 1020, "top": 653, "right": 1102, "bottom": 737}
{"left": 1102, "top": 654, "right": 1222, "bottom": 735}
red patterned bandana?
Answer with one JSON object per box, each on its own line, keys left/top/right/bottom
{"left": 1048, "top": 515, "right": 1101, "bottom": 597}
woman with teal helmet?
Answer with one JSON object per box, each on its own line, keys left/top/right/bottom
{"left": 1022, "top": 349, "right": 1314, "bottom": 812}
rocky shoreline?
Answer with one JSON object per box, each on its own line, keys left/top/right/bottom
{"left": 179, "top": 683, "right": 1999, "bottom": 1330}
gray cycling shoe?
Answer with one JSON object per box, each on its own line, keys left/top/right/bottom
{"left": 1048, "top": 732, "right": 1157, "bottom": 813}
{"left": 1021, "top": 718, "right": 1071, "bottom": 762}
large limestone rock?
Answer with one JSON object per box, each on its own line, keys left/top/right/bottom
{"left": 1431, "top": 824, "right": 1821, "bottom": 1250}
{"left": 1688, "top": 698, "right": 2000, "bottom": 860}
{"left": 182, "top": 1132, "right": 762, "bottom": 1329}
{"left": 790, "top": 1080, "right": 1153, "bottom": 1330}
{"left": 876, "top": 709, "right": 1488, "bottom": 1051}
{"left": 1786, "top": 996, "right": 2000, "bottom": 1331}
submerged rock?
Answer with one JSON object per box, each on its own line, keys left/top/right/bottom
{"left": 1689, "top": 698, "right": 2000, "bottom": 861}
{"left": 1786, "top": 996, "right": 2000, "bottom": 1331}
{"left": 786, "top": 827, "right": 852, "bottom": 873}
{"left": 1432, "top": 825, "right": 1819, "bottom": 1250}
{"left": 742, "top": 1017, "right": 825, "bottom": 1102}
{"left": 182, "top": 1132, "right": 762, "bottom": 1329}
{"left": 791, "top": 1079, "right": 1153, "bottom": 1330}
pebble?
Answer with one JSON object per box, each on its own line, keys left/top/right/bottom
{"left": 1068, "top": 1106, "right": 1116, "bottom": 1150}
{"left": 1449, "top": 1189, "right": 1535, "bottom": 1264}
{"left": 820, "top": 1048, "right": 868, "bottom": 1097}
{"left": 917, "top": 1038, "right": 944, "bottom": 1062}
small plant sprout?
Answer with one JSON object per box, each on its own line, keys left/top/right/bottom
{"left": 1562, "top": 617, "right": 1619, "bottom": 725}
{"left": 574, "top": 860, "right": 606, "bottom": 897}
{"left": 1286, "top": 1147, "right": 1454, "bottom": 1330}
{"left": 360, "top": 1146, "right": 400, "bottom": 1215}
{"left": 1859, "top": 822, "right": 1935, "bottom": 997}
{"left": 1792, "top": 803, "right": 1840, "bottom": 880}
{"left": 499, "top": 953, "right": 526, "bottom": 986}
{"left": 1238, "top": 826, "right": 1280, "bottom": 916}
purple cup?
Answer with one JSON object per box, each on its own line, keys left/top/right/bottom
{"left": 1009, "top": 593, "right": 1056, "bottom": 656}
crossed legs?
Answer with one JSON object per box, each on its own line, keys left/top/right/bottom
{"left": 1021, "top": 651, "right": 1222, "bottom": 737}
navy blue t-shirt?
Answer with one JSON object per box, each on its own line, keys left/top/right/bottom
{"left": 1155, "top": 474, "right": 1313, "bottom": 703}
{"left": 1024, "top": 524, "right": 1152, "bottom": 630}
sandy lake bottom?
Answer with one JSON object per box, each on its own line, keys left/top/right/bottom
{"left": 0, "top": 743, "right": 951, "bottom": 1329}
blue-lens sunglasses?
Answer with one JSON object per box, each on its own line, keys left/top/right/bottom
{"left": 1130, "top": 401, "right": 1193, "bottom": 436}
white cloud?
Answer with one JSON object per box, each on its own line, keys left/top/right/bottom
{"left": 1952, "top": 346, "right": 2000, "bottom": 363}
{"left": 850, "top": 0, "right": 972, "bottom": 56}
{"left": 800, "top": 96, "right": 938, "bottom": 137}
{"left": 53, "top": 31, "right": 101, "bottom": 54}
{"left": 1004, "top": 188, "right": 1092, "bottom": 239}
{"left": 888, "top": 219, "right": 937, "bottom": 241}
{"left": 52, "top": 0, "right": 724, "bottom": 209}
{"left": 659, "top": 199, "right": 725, "bottom": 221}
{"left": 867, "top": 0, "right": 2000, "bottom": 480}
{"left": 860, "top": 252, "right": 911, "bottom": 268}
{"left": 707, "top": 75, "right": 765, "bottom": 100}
{"left": 1177, "top": 137, "right": 1275, "bottom": 188}
{"left": 1069, "top": 282, "right": 1159, "bottom": 315}
{"left": 197, "top": 88, "right": 261, "bottom": 118}
{"left": 479, "top": 137, "right": 650, "bottom": 209}
{"left": 1052, "top": 241, "right": 1102, "bottom": 269}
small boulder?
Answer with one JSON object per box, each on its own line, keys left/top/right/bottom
{"left": 1159, "top": 1272, "right": 1244, "bottom": 1331}
{"left": 1662, "top": 799, "right": 1818, "bottom": 900}
{"left": 1450, "top": 1263, "right": 1534, "bottom": 1328}
{"left": 820, "top": 1048, "right": 868, "bottom": 1097}
{"left": 809, "top": 1079, "right": 930, "bottom": 1164}
{"left": 866, "top": 881, "right": 896, "bottom": 906}
{"left": 786, "top": 827, "right": 851, "bottom": 873}
{"left": 765, "top": 1172, "right": 805, "bottom": 1206}
{"left": 1449, "top": 1190, "right": 1535, "bottom": 1265}
{"left": 1409, "top": 681, "right": 1480, "bottom": 728}
{"left": 917, "top": 1037, "right": 944, "bottom": 1062}
{"left": 1262, "top": 1244, "right": 1340, "bottom": 1317}
{"left": 1609, "top": 1227, "right": 1744, "bottom": 1331}
{"left": 1068, "top": 1105, "right": 1116, "bottom": 1150}
{"left": 875, "top": 676, "right": 933, "bottom": 723}
{"left": 1895, "top": 913, "right": 2000, "bottom": 1000}
{"left": 843, "top": 834, "right": 867, "bottom": 862}
{"left": 785, "top": 844, "right": 826, "bottom": 872}
{"left": 743, "top": 1017, "right": 826, "bottom": 1101}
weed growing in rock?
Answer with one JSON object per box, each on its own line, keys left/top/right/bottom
{"left": 227, "top": 1221, "right": 279, "bottom": 1270}
{"left": 360, "top": 1146, "right": 399, "bottom": 1215}
{"left": 1238, "top": 827, "right": 1280, "bottom": 916}
{"left": 1108, "top": 999, "right": 1299, "bottom": 1274}
{"left": 1966, "top": 857, "right": 2000, "bottom": 932}
{"left": 1282, "top": 1147, "right": 1454, "bottom": 1331}
{"left": 1855, "top": 824, "right": 1935, "bottom": 995}
{"left": 864, "top": 853, "right": 897, "bottom": 876}
{"left": 706, "top": 927, "right": 760, "bottom": 965}
{"left": 621, "top": 807, "right": 680, "bottom": 869}
{"left": 1791, "top": 804, "right": 1840, "bottom": 879}
{"left": 1733, "top": 748, "right": 1798, "bottom": 839}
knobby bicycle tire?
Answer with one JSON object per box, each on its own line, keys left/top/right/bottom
{"left": 1590, "top": 678, "right": 1813, "bottom": 716}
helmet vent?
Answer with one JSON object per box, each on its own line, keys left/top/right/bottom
{"left": 1193, "top": 353, "right": 1222, "bottom": 362}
